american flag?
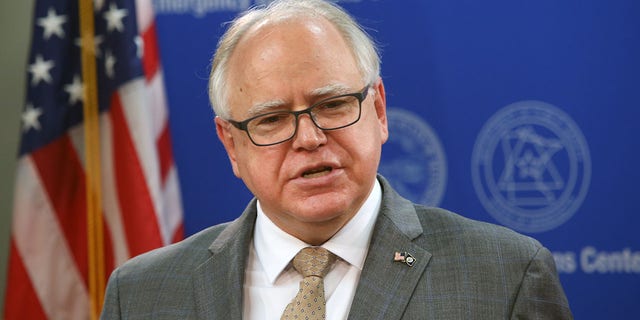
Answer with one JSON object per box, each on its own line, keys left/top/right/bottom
{"left": 4, "top": 0, "right": 183, "bottom": 318}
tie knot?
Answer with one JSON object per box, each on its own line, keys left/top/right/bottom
{"left": 292, "top": 247, "right": 336, "bottom": 278}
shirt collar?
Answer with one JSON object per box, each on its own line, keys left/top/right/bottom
{"left": 253, "top": 179, "right": 382, "bottom": 284}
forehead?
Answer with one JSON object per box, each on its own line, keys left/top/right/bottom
{"left": 225, "top": 16, "right": 362, "bottom": 115}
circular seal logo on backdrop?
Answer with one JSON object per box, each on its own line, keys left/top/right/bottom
{"left": 471, "top": 101, "right": 591, "bottom": 233}
{"left": 380, "top": 107, "right": 447, "bottom": 207}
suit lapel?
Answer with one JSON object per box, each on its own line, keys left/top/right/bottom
{"left": 189, "top": 177, "right": 430, "bottom": 319}
{"left": 193, "top": 201, "right": 257, "bottom": 320}
{"left": 348, "top": 177, "right": 432, "bottom": 320}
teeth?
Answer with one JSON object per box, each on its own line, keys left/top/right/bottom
{"left": 302, "top": 166, "right": 332, "bottom": 178}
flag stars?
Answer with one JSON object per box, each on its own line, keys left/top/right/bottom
{"left": 134, "top": 36, "right": 144, "bottom": 58}
{"left": 29, "top": 55, "right": 55, "bottom": 86}
{"left": 75, "top": 35, "right": 104, "bottom": 57}
{"left": 64, "top": 75, "right": 85, "bottom": 105}
{"left": 22, "top": 104, "right": 44, "bottom": 132}
{"left": 105, "top": 50, "right": 117, "bottom": 78}
{"left": 104, "top": 3, "right": 128, "bottom": 33}
{"left": 94, "top": 0, "right": 106, "bottom": 11}
{"left": 38, "top": 7, "right": 67, "bottom": 40}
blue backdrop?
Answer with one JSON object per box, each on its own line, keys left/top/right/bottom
{"left": 152, "top": 0, "right": 640, "bottom": 318}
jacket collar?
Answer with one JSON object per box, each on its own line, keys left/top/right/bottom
{"left": 191, "top": 175, "right": 432, "bottom": 319}
{"left": 193, "top": 199, "right": 257, "bottom": 320}
{"left": 347, "top": 176, "right": 432, "bottom": 319}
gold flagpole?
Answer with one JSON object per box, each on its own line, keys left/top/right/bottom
{"left": 78, "top": 0, "right": 105, "bottom": 318}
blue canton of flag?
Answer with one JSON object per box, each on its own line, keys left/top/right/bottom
{"left": 21, "top": 0, "right": 143, "bottom": 155}
{"left": 6, "top": 0, "right": 184, "bottom": 318}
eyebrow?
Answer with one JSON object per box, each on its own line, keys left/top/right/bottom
{"left": 246, "top": 99, "right": 286, "bottom": 118}
{"left": 310, "top": 83, "right": 353, "bottom": 96}
{"left": 245, "top": 83, "right": 355, "bottom": 118}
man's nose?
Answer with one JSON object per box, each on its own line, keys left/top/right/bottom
{"left": 291, "top": 114, "right": 327, "bottom": 150}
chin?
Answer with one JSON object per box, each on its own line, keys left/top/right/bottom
{"left": 291, "top": 196, "right": 354, "bottom": 222}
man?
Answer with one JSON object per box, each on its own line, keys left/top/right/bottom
{"left": 101, "top": 0, "right": 572, "bottom": 319}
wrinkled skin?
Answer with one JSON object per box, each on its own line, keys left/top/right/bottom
{"left": 215, "top": 16, "right": 388, "bottom": 245}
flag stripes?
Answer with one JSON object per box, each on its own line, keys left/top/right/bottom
{"left": 110, "top": 94, "right": 164, "bottom": 256}
{"left": 4, "top": 0, "right": 184, "bottom": 318}
{"left": 5, "top": 241, "right": 47, "bottom": 319}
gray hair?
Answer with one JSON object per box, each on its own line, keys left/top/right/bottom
{"left": 208, "top": 0, "right": 380, "bottom": 119}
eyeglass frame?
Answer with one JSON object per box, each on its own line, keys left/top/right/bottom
{"left": 224, "top": 85, "right": 371, "bottom": 146}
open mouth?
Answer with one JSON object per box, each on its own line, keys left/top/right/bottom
{"left": 302, "top": 166, "right": 333, "bottom": 178}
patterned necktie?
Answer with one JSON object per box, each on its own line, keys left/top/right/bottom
{"left": 281, "top": 247, "right": 337, "bottom": 320}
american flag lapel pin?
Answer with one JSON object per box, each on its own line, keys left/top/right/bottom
{"left": 394, "top": 251, "right": 416, "bottom": 267}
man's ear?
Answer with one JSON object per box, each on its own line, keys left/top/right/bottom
{"left": 372, "top": 78, "right": 389, "bottom": 143}
{"left": 215, "top": 116, "right": 241, "bottom": 177}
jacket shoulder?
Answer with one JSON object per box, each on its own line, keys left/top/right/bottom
{"left": 112, "top": 222, "right": 231, "bottom": 279}
{"left": 415, "top": 206, "right": 543, "bottom": 257}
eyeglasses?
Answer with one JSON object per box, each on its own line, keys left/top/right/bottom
{"left": 226, "top": 85, "right": 370, "bottom": 146}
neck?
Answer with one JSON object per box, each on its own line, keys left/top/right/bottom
{"left": 268, "top": 211, "right": 356, "bottom": 246}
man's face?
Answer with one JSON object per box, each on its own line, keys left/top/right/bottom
{"left": 215, "top": 17, "right": 388, "bottom": 243}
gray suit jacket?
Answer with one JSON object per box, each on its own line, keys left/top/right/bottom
{"left": 101, "top": 176, "right": 572, "bottom": 319}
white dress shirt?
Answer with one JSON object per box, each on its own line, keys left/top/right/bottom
{"left": 242, "top": 180, "right": 382, "bottom": 320}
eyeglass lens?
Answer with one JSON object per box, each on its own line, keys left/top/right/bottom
{"left": 247, "top": 94, "right": 362, "bottom": 145}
